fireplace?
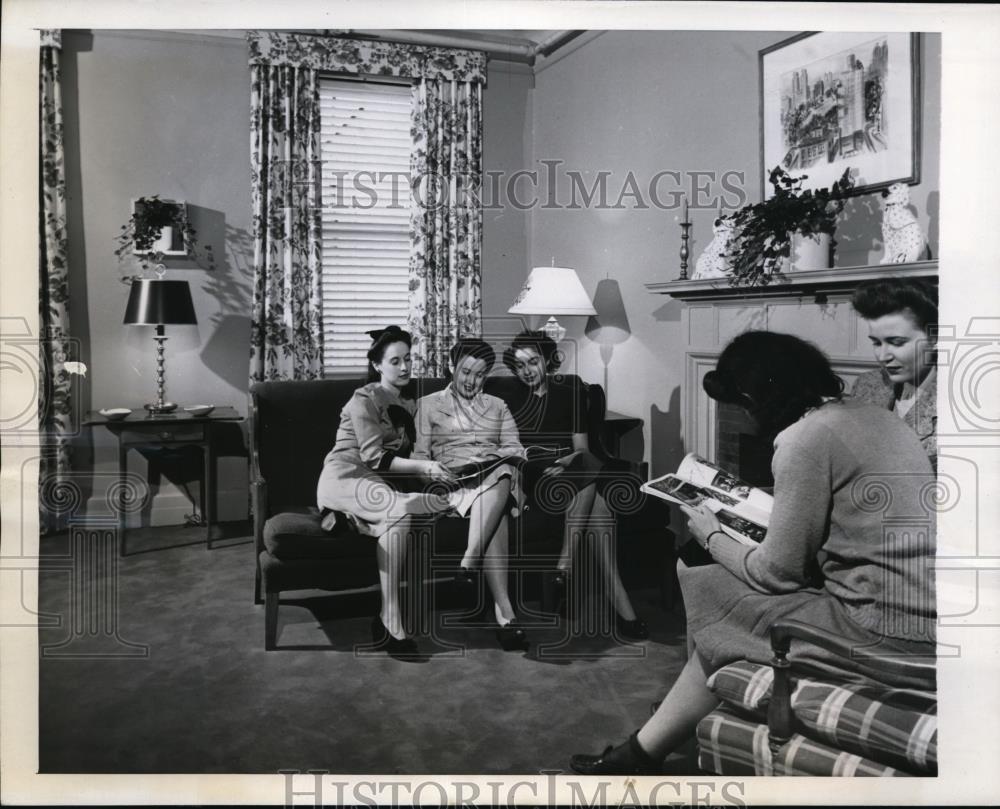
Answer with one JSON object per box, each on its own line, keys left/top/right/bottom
{"left": 715, "top": 401, "right": 774, "bottom": 488}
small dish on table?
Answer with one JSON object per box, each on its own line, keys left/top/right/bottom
{"left": 184, "top": 405, "right": 215, "bottom": 417}
{"left": 98, "top": 408, "right": 132, "bottom": 421}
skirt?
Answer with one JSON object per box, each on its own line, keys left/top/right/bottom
{"left": 678, "top": 562, "right": 936, "bottom": 691}
{"left": 316, "top": 457, "right": 452, "bottom": 538}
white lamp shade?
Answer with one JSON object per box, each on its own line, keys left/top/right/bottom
{"left": 508, "top": 266, "right": 597, "bottom": 316}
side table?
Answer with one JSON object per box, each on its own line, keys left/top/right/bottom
{"left": 84, "top": 407, "right": 244, "bottom": 556}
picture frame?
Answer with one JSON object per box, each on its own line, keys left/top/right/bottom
{"left": 759, "top": 31, "right": 920, "bottom": 199}
{"left": 130, "top": 197, "right": 189, "bottom": 256}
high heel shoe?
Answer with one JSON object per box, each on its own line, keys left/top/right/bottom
{"left": 616, "top": 614, "right": 650, "bottom": 640}
{"left": 495, "top": 620, "right": 530, "bottom": 652}
{"left": 455, "top": 566, "right": 480, "bottom": 591}
{"left": 369, "top": 616, "right": 420, "bottom": 661}
{"left": 570, "top": 732, "right": 660, "bottom": 775}
{"left": 550, "top": 570, "right": 569, "bottom": 617}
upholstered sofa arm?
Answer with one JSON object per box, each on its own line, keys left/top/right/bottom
{"left": 248, "top": 390, "right": 269, "bottom": 555}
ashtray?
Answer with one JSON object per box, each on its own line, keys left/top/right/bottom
{"left": 99, "top": 408, "right": 132, "bottom": 421}
{"left": 184, "top": 405, "right": 215, "bottom": 417}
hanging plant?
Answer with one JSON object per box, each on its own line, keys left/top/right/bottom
{"left": 114, "top": 196, "right": 200, "bottom": 282}
{"left": 727, "top": 166, "right": 855, "bottom": 287}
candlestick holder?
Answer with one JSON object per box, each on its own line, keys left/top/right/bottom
{"left": 678, "top": 220, "right": 693, "bottom": 280}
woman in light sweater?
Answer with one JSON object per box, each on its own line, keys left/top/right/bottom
{"left": 570, "top": 330, "right": 936, "bottom": 775}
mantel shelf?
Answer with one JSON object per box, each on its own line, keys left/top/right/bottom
{"left": 646, "top": 260, "right": 938, "bottom": 302}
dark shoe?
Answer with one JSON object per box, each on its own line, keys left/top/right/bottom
{"left": 495, "top": 620, "right": 530, "bottom": 652}
{"left": 455, "top": 566, "right": 479, "bottom": 592}
{"left": 550, "top": 570, "right": 569, "bottom": 617}
{"left": 570, "top": 732, "right": 660, "bottom": 775}
{"left": 616, "top": 615, "right": 650, "bottom": 640}
{"left": 369, "top": 616, "right": 420, "bottom": 661}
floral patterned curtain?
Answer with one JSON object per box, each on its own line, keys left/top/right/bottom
{"left": 248, "top": 63, "right": 324, "bottom": 382}
{"left": 247, "top": 32, "right": 486, "bottom": 379}
{"left": 407, "top": 79, "right": 483, "bottom": 376}
{"left": 38, "top": 29, "right": 73, "bottom": 534}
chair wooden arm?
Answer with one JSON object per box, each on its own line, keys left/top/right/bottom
{"left": 767, "top": 619, "right": 936, "bottom": 750}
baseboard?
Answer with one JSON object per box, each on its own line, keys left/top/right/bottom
{"left": 84, "top": 487, "right": 248, "bottom": 528}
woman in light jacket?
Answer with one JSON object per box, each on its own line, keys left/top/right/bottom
{"left": 413, "top": 337, "right": 529, "bottom": 651}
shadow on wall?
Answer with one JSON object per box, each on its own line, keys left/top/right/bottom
{"left": 835, "top": 194, "right": 882, "bottom": 267}
{"left": 193, "top": 210, "right": 254, "bottom": 394}
{"left": 649, "top": 385, "right": 683, "bottom": 479}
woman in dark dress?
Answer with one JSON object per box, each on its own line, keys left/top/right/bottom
{"left": 570, "top": 331, "right": 936, "bottom": 774}
{"left": 503, "top": 331, "right": 647, "bottom": 639}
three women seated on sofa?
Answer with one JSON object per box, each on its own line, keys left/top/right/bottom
{"left": 316, "top": 327, "right": 644, "bottom": 658}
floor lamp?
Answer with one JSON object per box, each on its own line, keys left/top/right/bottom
{"left": 585, "top": 277, "right": 631, "bottom": 397}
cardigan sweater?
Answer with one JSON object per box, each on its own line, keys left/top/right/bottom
{"left": 708, "top": 399, "right": 936, "bottom": 641}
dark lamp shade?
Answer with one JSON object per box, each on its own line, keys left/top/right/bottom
{"left": 123, "top": 279, "right": 197, "bottom": 326}
{"left": 585, "top": 278, "right": 631, "bottom": 345}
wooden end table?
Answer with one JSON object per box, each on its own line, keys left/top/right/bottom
{"left": 84, "top": 407, "right": 243, "bottom": 556}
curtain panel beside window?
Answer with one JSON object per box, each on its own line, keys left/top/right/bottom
{"left": 39, "top": 28, "right": 74, "bottom": 534}
{"left": 246, "top": 31, "right": 486, "bottom": 381}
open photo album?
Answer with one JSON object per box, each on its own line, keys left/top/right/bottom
{"left": 641, "top": 453, "right": 773, "bottom": 545}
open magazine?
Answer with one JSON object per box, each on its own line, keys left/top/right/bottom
{"left": 641, "top": 453, "right": 773, "bottom": 545}
{"left": 449, "top": 445, "right": 572, "bottom": 483}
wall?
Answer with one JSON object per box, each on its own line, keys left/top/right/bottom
{"left": 525, "top": 31, "right": 941, "bottom": 476}
{"left": 63, "top": 29, "right": 254, "bottom": 523}
{"left": 481, "top": 59, "right": 534, "bottom": 339}
{"left": 62, "top": 32, "right": 536, "bottom": 524}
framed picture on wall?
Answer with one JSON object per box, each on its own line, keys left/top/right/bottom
{"left": 759, "top": 31, "right": 920, "bottom": 199}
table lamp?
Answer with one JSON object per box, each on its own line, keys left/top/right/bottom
{"left": 123, "top": 278, "right": 197, "bottom": 414}
{"left": 508, "top": 265, "right": 596, "bottom": 341}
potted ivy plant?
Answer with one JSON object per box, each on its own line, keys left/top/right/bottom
{"left": 114, "top": 196, "right": 199, "bottom": 282}
{"left": 727, "top": 166, "right": 855, "bottom": 286}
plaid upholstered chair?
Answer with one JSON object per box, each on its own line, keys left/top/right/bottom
{"left": 696, "top": 620, "right": 938, "bottom": 776}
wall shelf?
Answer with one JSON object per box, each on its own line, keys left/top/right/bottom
{"left": 646, "top": 260, "right": 938, "bottom": 302}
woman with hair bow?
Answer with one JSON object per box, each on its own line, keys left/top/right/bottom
{"left": 316, "top": 326, "right": 455, "bottom": 660}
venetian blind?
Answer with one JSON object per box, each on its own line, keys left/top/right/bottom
{"left": 319, "top": 78, "right": 413, "bottom": 375}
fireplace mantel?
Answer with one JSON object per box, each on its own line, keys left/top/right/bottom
{"left": 646, "top": 259, "right": 937, "bottom": 302}
{"left": 658, "top": 259, "right": 938, "bottom": 462}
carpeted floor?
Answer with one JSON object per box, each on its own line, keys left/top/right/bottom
{"left": 38, "top": 523, "right": 693, "bottom": 774}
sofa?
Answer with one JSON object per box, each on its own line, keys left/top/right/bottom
{"left": 249, "top": 374, "right": 669, "bottom": 649}
{"left": 696, "top": 620, "right": 938, "bottom": 776}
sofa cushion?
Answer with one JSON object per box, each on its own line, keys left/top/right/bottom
{"left": 706, "top": 660, "right": 937, "bottom": 775}
{"left": 263, "top": 508, "right": 376, "bottom": 560}
{"left": 697, "top": 706, "right": 911, "bottom": 777}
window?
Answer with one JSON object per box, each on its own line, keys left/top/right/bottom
{"left": 319, "top": 78, "right": 413, "bottom": 376}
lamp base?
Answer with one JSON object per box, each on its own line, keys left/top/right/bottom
{"left": 144, "top": 401, "right": 178, "bottom": 414}
{"left": 542, "top": 316, "right": 567, "bottom": 342}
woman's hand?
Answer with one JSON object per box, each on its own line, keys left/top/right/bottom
{"left": 680, "top": 504, "right": 723, "bottom": 550}
{"left": 421, "top": 461, "right": 456, "bottom": 483}
{"left": 541, "top": 454, "right": 574, "bottom": 477}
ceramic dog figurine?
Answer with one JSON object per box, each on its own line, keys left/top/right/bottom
{"left": 880, "top": 183, "right": 926, "bottom": 264}
{"left": 693, "top": 215, "right": 735, "bottom": 279}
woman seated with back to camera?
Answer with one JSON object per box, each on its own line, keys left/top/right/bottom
{"left": 570, "top": 330, "right": 936, "bottom": 775}
{"left": 850, "top": 277, "right": 937, "bottom": 471}
{"left": 502, "top": 330, "right": 647, "bottom": 640}
{"left": 412, "top": 337, "right": 530, "bottom": 652}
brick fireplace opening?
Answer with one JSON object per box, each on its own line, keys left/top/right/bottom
{"left": 715, "top": 401, "right": 774, "bottom": 488}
